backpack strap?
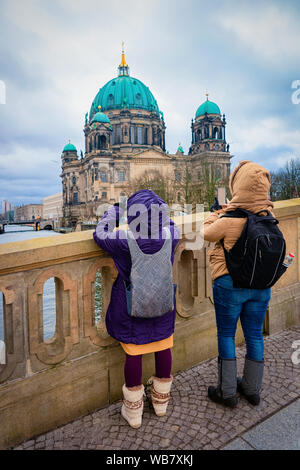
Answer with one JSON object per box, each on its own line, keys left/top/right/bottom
{"left": 220, "top": 208, "right": 249, "bottom": 219}
{"left": 219, "top": 209, "right": 249, "bottom": 251}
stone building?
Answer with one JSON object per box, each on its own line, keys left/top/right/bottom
{"left": 15, "top": 204, "right": 43, "bottom": 222}
{"left": 61, "top": 49, "right": 231, "bottom": 227}
{"left": 42, "top": 193, "right": 63, "bottom": 220}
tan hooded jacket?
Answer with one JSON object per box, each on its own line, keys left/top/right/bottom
{"left": 204, "top": 160, "right": 274, "bottom": 281}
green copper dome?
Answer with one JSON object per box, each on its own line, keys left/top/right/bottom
{"left": 196, "top": 99, "right": 221, "bottom": 118}
{"left": 89, "top": 52, "right": 160, "bottom": 120}
{"left": 177, "top": 144, "right": 184, "bottom": 153}
{"left": 90, "top": 111, "right": 110, "bottom": 124}
{"left": 90, "top": 76, "right": 160, "bottom": 119}
{"left": 63, "top": 142, "right": 77, "bottom": 152}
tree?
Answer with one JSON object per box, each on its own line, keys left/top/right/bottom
{"left": 125, "top": 170, "right": 177, "bottom": 205}
{"left": 270, "top": 157, "right": 300, "bottom": 201}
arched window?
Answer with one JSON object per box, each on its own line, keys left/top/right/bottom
{"left": 213, "top": 127, "right": 219, "bottom": 139}
{"left": 89, "top": 139, "right": 93, "bottom": 152}
{"left": 100, "top": 171, "right": 107, "bottom": 183}
{"left": 136, "top": 93, "right": 142, "bottom": 106}
{"left": 116, "top": 126, "right": 121, "bottom": 144}
{"left": 130, "top": 126, "right": 135, "bottom": 144}
{"left": 144, "top": 127, "right": 148, "bottom": 145}
{"left": 177, "top": 192, "right": 181, "bottom": 202}
{"left": 119, "top": 170, "right": 125, "bottom": 182}
{"left": 137, "top": 127, "right": 143, "bottom": 144}
{"left": 204, "top": 126, "right": 209, "bottom": 138}
{"left": 215, "top": 167, "right": 221, "bottom": 179}
{"left": 108, "top": 94, "right": 114, "bottom": 107}
{"left": 100, "top": 135, "right": 107, "bottom": 149}
{"left": 219, "top": 128, "right": 223, "bottom": 139}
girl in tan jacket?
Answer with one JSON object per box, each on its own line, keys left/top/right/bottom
{"left": 204, "top": 160, "right": 273, "bottom": 408}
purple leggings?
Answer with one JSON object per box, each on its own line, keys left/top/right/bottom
{"left": 124, "top": 348, "right": 172, "bottom": 387}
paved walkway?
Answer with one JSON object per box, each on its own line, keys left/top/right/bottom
{"left": 13, "top": 326, "right": 300, "bottom": 450}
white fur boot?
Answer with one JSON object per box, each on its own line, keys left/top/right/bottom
{"left": 147, "top": 375, "right": 173, "bottom": 417}
{"left": 121, "top": 384, "right": 144, "bottom": 429}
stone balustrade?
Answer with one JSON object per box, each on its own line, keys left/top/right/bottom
{"left": 0, "top": 199, "right": 299, "bottom": 449}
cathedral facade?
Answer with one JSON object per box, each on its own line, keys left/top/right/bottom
{"left": 61, "top": 50, "right": 231, "bottom": 227}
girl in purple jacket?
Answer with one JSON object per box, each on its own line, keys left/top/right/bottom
{"left": 93, "top": 190, "right": 180, "bottom": 428}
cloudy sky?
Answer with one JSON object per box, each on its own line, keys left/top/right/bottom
{"left": 0, "top": 0, "right": 299, "bottom": 207}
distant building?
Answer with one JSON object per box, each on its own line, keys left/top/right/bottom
{"left": 43, "top": 193, "right": 63, "bottom": 220}
{"left": 15, "top": 204, "right": 43, "bottom": 222}
{"left": 61, "top": 48, "right": 231, "bottom": 227}
{"left": 1, "top": 200, "right": 14, "bottom": 216}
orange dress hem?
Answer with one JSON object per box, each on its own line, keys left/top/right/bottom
{"left": 120, "top": 334, "right": 173, "bottom": 356}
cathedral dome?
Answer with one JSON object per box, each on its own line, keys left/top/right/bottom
{"left": 89, "top": 51, "right": 160, "bottom": 120}
{"left": 90, "top": 111, "right": 110, "bottom": 124}
{"left": 196, "top": 97, "right": 221, "bottom": 118}
{"left": 63, "top": 142, "right": 77, "bottom": 152}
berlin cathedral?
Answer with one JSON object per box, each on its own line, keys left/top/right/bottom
{"left": 61, "top": 48, "right": 231, "bottom": 227}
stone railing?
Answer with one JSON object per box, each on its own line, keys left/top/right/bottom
{"left": 0, "top": 199, "right": 299, "bottom": 449}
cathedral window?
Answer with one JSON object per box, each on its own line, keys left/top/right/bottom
{"left": 136, "top": 93, "right": 142, "bottom": 106}
{"left": 73, "top": 193, "right": 78, "bottom": 204}
{"left": 116, "top": 126, "right": 121, "bottom": 144}
{"left": 130, "top": 126, "right": 135, "bottom": 144}
{"left": 100, "top": 172, "right": 107, "bottom": 183}
{"left": 119, "top": 171, "right": 125, "bottom": 182}
{"left": 72, "top": 176, "right": 76, "bottom": 185}
{"left": 100, "top": 135, "right": 107, "bottom": 149}
{"left": 137, "top": 127, "right": 143, "bottom": 144}
{"left": 108, "top": 94, "right": 114, "bottom": 106}
{"left": 144, "top": 127, "right": 148, "bottom": 144}
{"left": 175, "top": 171, "right": 181, "bottom": 182}
{"left": 213, "top": 127, "right": 219, "bottom": 139}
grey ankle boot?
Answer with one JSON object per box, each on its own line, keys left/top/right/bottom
{"left": 237, "top": 356, "right": 264, "bottom": 406}
{"left": 208, "top": 357, "right": 238, "bottom": 408}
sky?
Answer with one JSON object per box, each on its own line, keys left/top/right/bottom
{"left": 0, "top": 0, "right": 300, "bottom": 207}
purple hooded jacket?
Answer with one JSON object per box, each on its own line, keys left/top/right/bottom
{"left": 93, "top": 189, "right": 180, "bottom": 344}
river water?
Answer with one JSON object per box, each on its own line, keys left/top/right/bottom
{"left": 0, "top": 225, "right": 102, "bottom": 349}
{"left": 0, "top": 225, "right": 63, "bottom": 342}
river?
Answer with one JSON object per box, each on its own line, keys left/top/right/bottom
{"left": 0, "top": 225, "right": 102, "bottom": 349}
{"left": 0, "top": 225, "right": 63, "bottom": 342}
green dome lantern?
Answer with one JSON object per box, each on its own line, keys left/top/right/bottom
{"left": 196, "top": 94, "right": 221, "bottom": 118}
{"left": 177, "top": 143, "right": 184, "bottom": 154}
{"left": 63, "top": 141, "right": 77, "bottom": 152}
{"left": 89, "top": 48, "right": 160, "bottom": 120}
{"left": 90, "top": 109, "right": 111, "bottom": 124}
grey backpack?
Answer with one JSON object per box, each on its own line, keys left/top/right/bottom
{"left": 124, "top": 227, "right": 175, "bottom": 318}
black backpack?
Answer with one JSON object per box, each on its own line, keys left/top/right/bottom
{"left": 220, "top": 208, "right": 286, "bottom": 289}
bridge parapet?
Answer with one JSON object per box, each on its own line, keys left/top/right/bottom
{"left": 0, "top": 199, "right": 299, "bottom": 448}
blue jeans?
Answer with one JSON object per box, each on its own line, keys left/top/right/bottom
{"left": 213, "top": 275, "right": 271, "bottom": 361}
